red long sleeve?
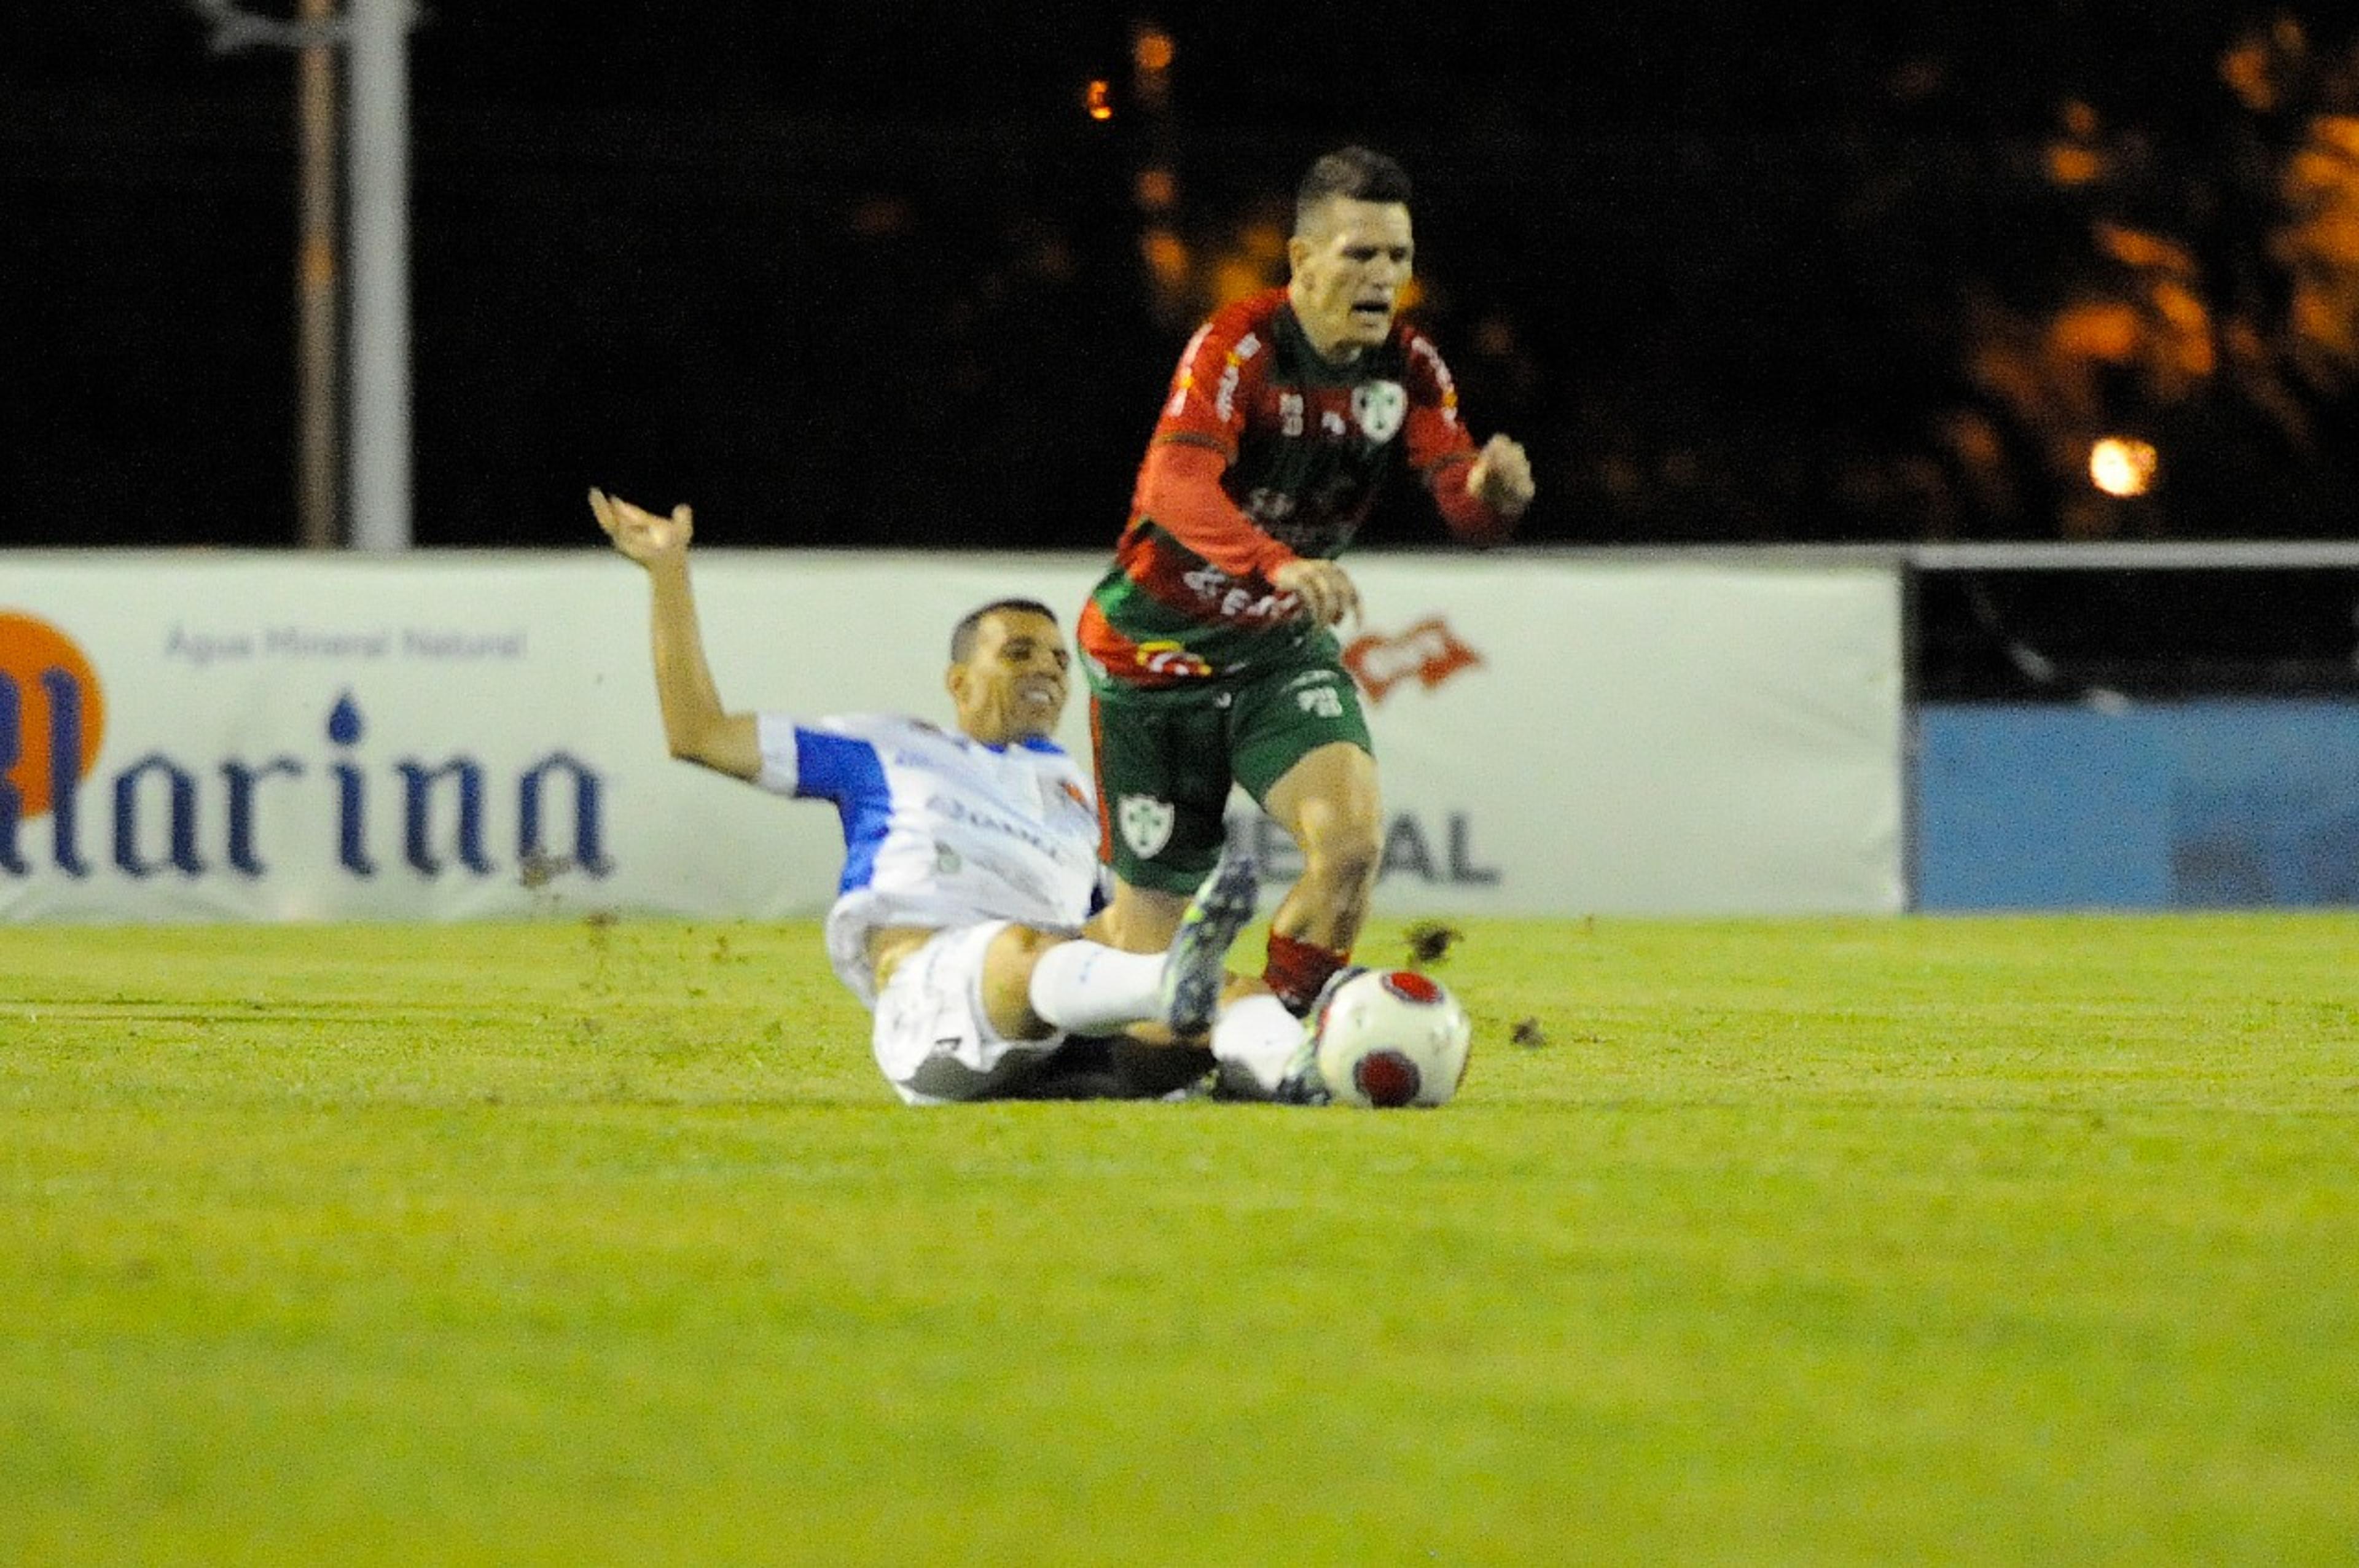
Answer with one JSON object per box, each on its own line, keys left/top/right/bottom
{"left": 1423, "top": 451, "right": 1516, "bottom": 545}
{"left": 1135, "top": 441, "right": 1302, "bottom": 581}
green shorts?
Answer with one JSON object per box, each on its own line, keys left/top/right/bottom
{"left": 1089, "top": 641, "right": 1373, "bottom": 895}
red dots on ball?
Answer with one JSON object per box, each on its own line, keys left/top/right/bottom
{"left": 1354, "top": 1049, "right": 1422, "bottom": 1107}
{"left": 1380, "top": 971, "right": 1444, "bottom": 1005}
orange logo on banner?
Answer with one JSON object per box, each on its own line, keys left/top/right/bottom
{"left": 1, "top": 612, "right": 106, "bottom": 819}
{"left": 1341, "top": 617, "right": 1484, "bottom": 704}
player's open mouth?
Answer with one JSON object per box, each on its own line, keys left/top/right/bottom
{"left": 1019, "top": 680, "right": 1062, "bottom": 707}
{"left": 1351, "top": 302, "right": 1391, "bottom": 318}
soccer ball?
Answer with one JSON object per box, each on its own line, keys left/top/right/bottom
{"left": 1312, "top": 969, "right": 1473, "bottom": 1109}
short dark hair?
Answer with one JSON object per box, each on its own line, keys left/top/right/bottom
{"left": 1294, "top": 146, "right": 1413, "bottom": 233}
{"left": 949, "top": 598, "right": 1058, "bottom": 664}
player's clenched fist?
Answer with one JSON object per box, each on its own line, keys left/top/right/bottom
{"left": 1466, "top": 434, "right": 1535, "bottom": 521}
{"left": 1270, "top": 557, "right": 1363, "bottom": 628}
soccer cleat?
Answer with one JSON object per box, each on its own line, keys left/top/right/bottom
{"left": 1270, "top": 1031, "right": 1331, "bottom": 1106}
{"left": 1159, "top": 848, "right": 1260, "bottom": 1037}
{"left": 1272, "top": 963, "right": 1366, "bottom": 1106}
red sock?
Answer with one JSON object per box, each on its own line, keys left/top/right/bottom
{"left": 1263, "top": 932, "right": 1350, "bottom": 1018}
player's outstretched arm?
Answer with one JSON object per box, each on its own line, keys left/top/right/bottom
{"left": 589, "top": 488, "right": 760, "bottom": 781}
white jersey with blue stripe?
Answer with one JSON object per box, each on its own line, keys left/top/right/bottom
{"left": 754, "top": 712, "right": 1102, "bottom": 1007}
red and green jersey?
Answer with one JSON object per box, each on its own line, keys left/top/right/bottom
{"left": 1079, "top": 286, "right": 1511, "bottom": 689}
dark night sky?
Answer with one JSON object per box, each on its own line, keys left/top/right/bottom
{"left": 3, "top": 2, "right": 2352, "bottom": 571}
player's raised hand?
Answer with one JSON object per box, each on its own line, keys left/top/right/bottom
{"left": 1467, "top": 434, "right": 1536, "bottom": 523}
{"left": 1270, "top": 556, "right": 1363, "bottom": 628}
{"left": 589, "top": 488, "right": 693, "bottom": 564}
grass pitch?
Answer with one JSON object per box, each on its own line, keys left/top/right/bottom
{"left": 2, "top": 911, "right": 2356, "bottom": 1565}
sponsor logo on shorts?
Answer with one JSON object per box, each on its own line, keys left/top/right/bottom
{"left": 1118, "top": 794, "right": 1176, "bottom": 860}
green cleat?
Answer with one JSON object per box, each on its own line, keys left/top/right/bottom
{"left": 1159, "top": 848, "right": 1260, "bottom": 1036}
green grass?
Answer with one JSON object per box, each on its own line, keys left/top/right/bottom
{"left": 3, "top": 912, "right": 2357, "bottom": 1565}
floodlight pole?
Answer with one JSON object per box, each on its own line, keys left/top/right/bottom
{"left": 294, "top": 0, "right": 340, "bottom": 550}
{"left": 346, "top": 0, "right": 414, "bottom": 552}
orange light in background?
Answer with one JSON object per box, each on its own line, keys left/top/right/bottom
{"left": 2089, "top": 437, "right": 2159, "bottom": 497}
{"left": 2044, "top": 143, "right": 2105, "bottom": 187}
{"left": 1135, "top": 166, "right": 1178, "bottom": 211}
{"left": 1131, "top": 27, "right": 1173, "bottom": 108}
{"left": 2051, "top": 300, "right": 2142, "bottom": 362}
{"left": 2046, "top": 99, "right": 2108, "bottom": 187}
{"left": 1210, "top": 255, "right": 1266, "bottom": 308}
{"left": 1084, "top": 79, "right": 1114, "bottom": 120}
{"left": 1140, "top": 226, "right": 1190, "bottom": 289}
{"left": 1474, "top": 315, "right": 1519, "bottom": 356}
{"left": 1887, "top": 58, "right": 1944, "bottom": 103}
{"left": 1237, "top": 219, "right": 1286, "bottom": 270}
{"left": 2097, "top": 224, "right": 2194, "bottom": 271}
{"left": 848, "top": 194, "right": 914, "bottom": 238}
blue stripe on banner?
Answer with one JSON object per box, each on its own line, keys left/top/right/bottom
{"left": 1916, "top": 700, "right": 2359, "bottom": 910}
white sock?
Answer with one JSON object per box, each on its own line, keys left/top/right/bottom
{"left": 1209, "top": 993, "right": 1307, "bottom": 1099}
{"left": 1025, "top": 940, "right": 1168, "bottom": 1033}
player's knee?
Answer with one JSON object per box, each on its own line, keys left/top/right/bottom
{"left": 1101, "top": 881, "right": 1187, "bottom": 953}
{"left": 991, "top": 924, "right": 1066, "bottom": 981}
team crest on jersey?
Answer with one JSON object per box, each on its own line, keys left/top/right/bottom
{"left": 1352, "top": 381, "right": 1407, "bottom": 443}
{"left": 1118, "top": 794, "right": 1176, "bottom": 859}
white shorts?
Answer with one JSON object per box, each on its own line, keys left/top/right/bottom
{"left": 870, "top": 921, "right": 1067, "bottom": 1106}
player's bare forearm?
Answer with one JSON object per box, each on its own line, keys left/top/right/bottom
{"left": 643, "top": 553, "right": 760, "bottom": 780}
{"left": 591, "top": 488, "right": 760, "bottom": 780}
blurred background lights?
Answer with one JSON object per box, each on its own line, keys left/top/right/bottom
{"left": 1140, "top": 226, "right": 1190, "bottom": 290}
{"left": 1084, "top": 79, "right": 1113, "bottom": 120}
{"left": 1132, "top": 25, "right": 1173, "bottom": 108}
{"left": 1134, "top": 166, "right": 1178, "bottom": 211}
{"left": 2089, "top": 437, "right": 2159, "bottom": 496}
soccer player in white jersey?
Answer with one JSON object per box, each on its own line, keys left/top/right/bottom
{"left": 591, "top": 489, "right": 1309, "bottom": 1105}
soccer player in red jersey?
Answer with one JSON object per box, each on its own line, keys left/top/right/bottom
{"left": 1078, "top": 146, "right": 1536, "bottom": 1014}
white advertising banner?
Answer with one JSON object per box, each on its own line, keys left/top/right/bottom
{"left": 1329, "top": 554, "right": 1904, "bottom": 915}
{"left": 0, "top": 550, "right": 1901, "bottom": 922}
